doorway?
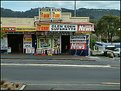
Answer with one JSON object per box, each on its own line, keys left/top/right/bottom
{"left": 61, "top": 35, "right": 70, "bottom": 54}
{"left": 8, "top": 34, "right": 23, "bottom": 53}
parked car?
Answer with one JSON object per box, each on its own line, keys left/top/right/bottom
{"left": 113, "top": 48, "right": 120, "bottom": 57}
{"left": 104, "top": 47, "right": 120, "bottom": 57}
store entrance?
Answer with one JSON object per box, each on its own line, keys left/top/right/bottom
{"left": 8, "top": 34, "right": 23, "bottom": 53}
{"left": 61, "top": 35, "right": 70, "bottom": 54}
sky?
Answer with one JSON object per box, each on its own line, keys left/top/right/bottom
{"left": 1, "top": 1, "right": 120, "bottom": 12}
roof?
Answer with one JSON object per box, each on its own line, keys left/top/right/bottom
{"left": 36, "top": 21, "right": 93, "bottom": 25}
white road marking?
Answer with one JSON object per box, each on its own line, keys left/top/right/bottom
{"left": 19, "top": 85, "right": 26, "bottom": 90}
{"left": 102, "top": 82, "right": 120, "bottom": 85}
{"left": 1, "top": 63, "right": 111, "bottom": 68}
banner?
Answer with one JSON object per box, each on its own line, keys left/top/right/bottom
{"left": 50, "top": 24, "right": 77, "bottom": 31}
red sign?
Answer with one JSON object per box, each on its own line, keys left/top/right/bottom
{"left": 36, "top": 24, "right": 50, "bottom": 31}
{"left": 2, "top": 27, "right": 16, "bottom": 32}
{"left": 70, "top": 43, "right": 86, "bottom": 50}
{"left": 78, "top": 24, "right": 94, "bottom": 32}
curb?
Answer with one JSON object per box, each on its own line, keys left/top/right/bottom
{"left": 19, "top": 84, "right": 26, "bottom": 90}
{"left": 1, "top": 58, "right": 96, "bottom": 61}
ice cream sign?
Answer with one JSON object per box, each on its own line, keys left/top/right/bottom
{"left": 78, "top": 24, "right": 94, "bottom": 32}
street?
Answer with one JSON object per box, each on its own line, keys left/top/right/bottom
{"left": 1, "top": 57, "right": 120, "bottom": 90}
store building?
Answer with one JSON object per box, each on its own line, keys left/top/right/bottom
{"left": 1, "top": 8, "right": 94, "bottom": 56}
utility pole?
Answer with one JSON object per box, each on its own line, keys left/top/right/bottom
{"left": 74, "top": 0, "right": 76, "bottom": 17}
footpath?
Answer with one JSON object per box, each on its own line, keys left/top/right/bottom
{"left": 1, "top": 53, "right": 95, "bottom": 61}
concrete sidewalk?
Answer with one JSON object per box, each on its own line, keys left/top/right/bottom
{"left": 1, "top": 54, "right": 95, "bottom": 61}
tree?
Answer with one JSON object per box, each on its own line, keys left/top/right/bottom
{"left": 95, "top": 15, "right": 120, "bottom": 42}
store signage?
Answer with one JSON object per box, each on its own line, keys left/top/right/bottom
{"left": 70, "top": 43, "right": 86, "bottom": 50}
{"left": 70, "top": 35, "right": 86, "bottom": 40}
{"left": 23, "top": 34, "right": 32, "bottom": 49}
{"left": 39, "top": 8, "right": 51, "bottom": 19}
{"left": 78, "top": 24, "right": 94, "bottom": 32}
{"left": 16, "top": 27, "right": 36, "bottom": 32}
{"left": 39, "top": 7, "right": 62, "bottom": 20}
{"left": 52, "top": 8, "right": 61, "bottom": 19}
{"left": 36, "top": 24, "right": 50, "bottom": 31}
{"left": 70, "top": 35, "right": 86, "bottom": 50}
{"left": 50, "top": 24, "right": 77, "bottom": 31}
{"left": 2, "top": 27, "right": 16, "bottom": 32}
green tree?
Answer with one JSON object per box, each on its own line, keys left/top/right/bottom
{"left": 96, "top": 15, "right": 120, "bottom": 42}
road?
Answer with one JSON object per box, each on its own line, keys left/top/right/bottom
{"left": 1, "top": 57, "right": 120, "bottom": 90}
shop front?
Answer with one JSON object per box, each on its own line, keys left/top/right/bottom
{"left": 1, "top": 26, "right": 36, "bottom": 54}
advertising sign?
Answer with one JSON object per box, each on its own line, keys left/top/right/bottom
{"left": 16, "top": 27, "right": 36, "bottom": 32}
{"left": 39, "top": 8, "right": 51, "bottom": 19}
{"left": 78, "top": 24, "right": 94, "bottom": 32}
{"left": 2, "top": 27, "right": 16, "bottom": 32}
{"left": 0, "top": 37, "right": 8, "bottom": 50}
{"left": 36, "top": 24, "right": 50, "bottom": 31}
{"left": 70, "top": 43, "right": 86, "bottom": 50}
{"left": 39, "top": 7, "right": 61, "bottom": 21}
{"left": 40, "top": 38, "right": 51, "bottom": 48}
{"left": 50, "top": 24, "right": 77, "bottom": 31}
{"left": 52, "top": 8, "right": 61, "bottom": 19}
{"left": 23, "top": 34, "right": 32, "bottom": 49}
{"left": 70, "top": 35, "right": 86, "bottom": 50}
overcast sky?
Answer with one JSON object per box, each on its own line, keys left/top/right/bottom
{"left": 1, "top": 1, "right": 120, "bottom": 12}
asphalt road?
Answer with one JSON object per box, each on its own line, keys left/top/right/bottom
{"left": 1, "top": 56, "right": 120, "bottom": 90}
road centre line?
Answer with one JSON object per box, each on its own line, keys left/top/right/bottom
{"left": 1, "top": 63, "right": 111, "bottom": 68}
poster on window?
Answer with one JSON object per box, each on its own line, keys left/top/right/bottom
{"left": 53, "top": 37, "right": 60, "bottom": 48}
{"left": 40, "top": 38, "right": 51, "bottom": 48}
{"left": 0, "top": 37, "right": 8, "bottom": 50}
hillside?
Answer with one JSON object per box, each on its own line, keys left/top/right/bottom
{"left": 1, "top": 7, "right": 120, "bottom": 20}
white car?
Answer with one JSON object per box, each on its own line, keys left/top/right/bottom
{"left": 113, "top": 48, "right": 120, "bottom": 57}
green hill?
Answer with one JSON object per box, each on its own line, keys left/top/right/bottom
{"left": 1, "top": 7, "right": 120, "bottom": 20}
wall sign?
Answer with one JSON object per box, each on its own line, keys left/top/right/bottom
{"left": 39, "top": 8, "right": 51, "bottom": 19}
{"left": 50, "top": 24, "right": 77, "bottom": 31}
{"left": 39, "top": 7, "right": 62, "bottom": 21}
{"left": 52, "top": 8, "right": 61, "bottom": 19}
{"left": 16, "top": 27, "right": 36, "bottom": 32}
{"left": 36, "top": 24, "right": 50, "bottom": 31}
{"left": 78, "top": 24, "right": 94, "bottom": 32}
{"left": 2, "top": 27, "right": 16, "bottom": 32}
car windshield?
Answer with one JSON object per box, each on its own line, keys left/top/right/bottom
{"left": 114, "top": 48, "right": 119, "bottom": 51}
{"left": 106, "top": 47, "right": 115, "bottom": 51}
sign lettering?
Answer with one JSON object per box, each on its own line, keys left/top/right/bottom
{"left": 2, "top": 27, "right": 16, "bottom": 32}
{"left": 50, "top": 24, "right": 77, "bottom": 31}
{"left": 78, "top": 24, "right": 94, "bottom": 32}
